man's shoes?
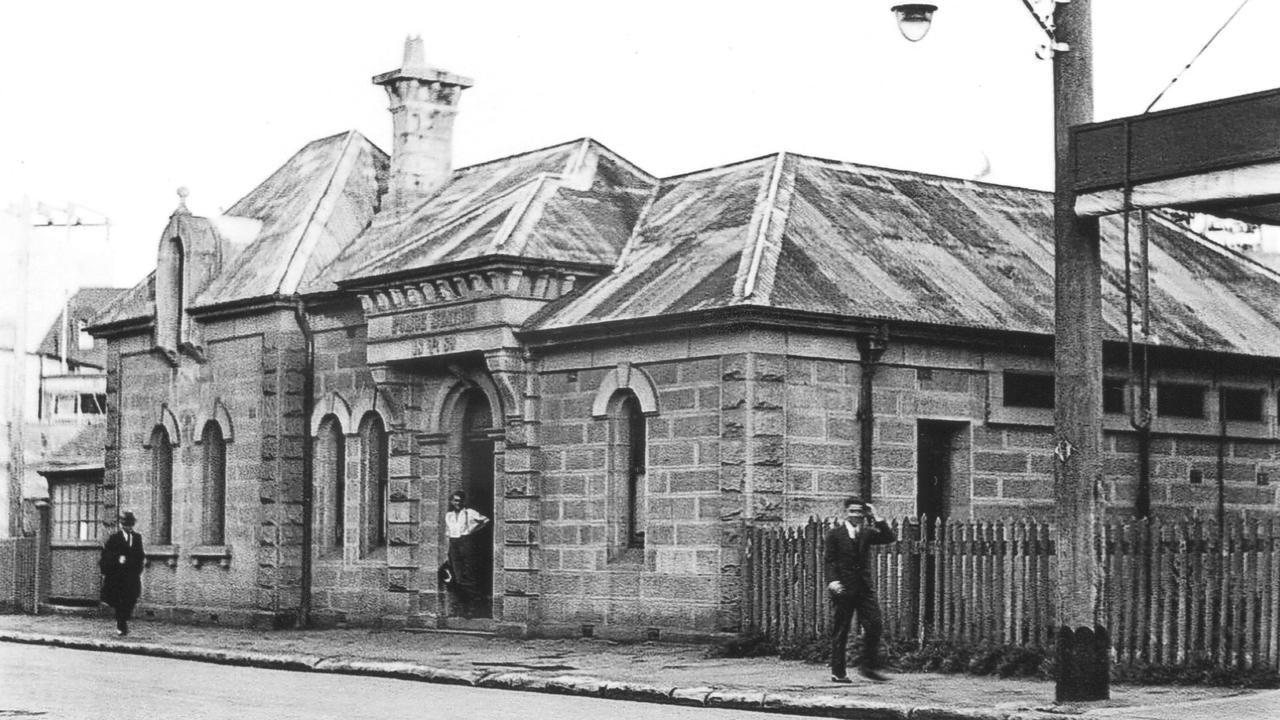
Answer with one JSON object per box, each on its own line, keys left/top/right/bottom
{"left": 859, "top": 667, "right": 889, "bottom": 682}
{"left": 830, "top": 674, "right": 852, "bottom": 683}
{"left": 115, "top": 629, "right": 127, "bottom": 637}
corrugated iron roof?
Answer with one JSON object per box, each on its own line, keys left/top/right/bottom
{"left": 340, "top": 139, "right": 655, "bottom": 281}
{"left": 90, "top": 132, "right": 387, "bottom": 328}
{"left": 200, "top": 130, "right": 387, "bottom": 303}
{"left": 90, "top": 121, "right": 1280, "bottom": 359}
{"left": 530, "top": 154, "right": 1280, "bottom": 358}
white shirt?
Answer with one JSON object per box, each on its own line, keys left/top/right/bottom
{"left": 445, "top": 508, "right": 488, "bottom": 538}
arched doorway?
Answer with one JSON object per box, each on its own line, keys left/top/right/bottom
{"left": 454, "top": 388, "right": 495, "bottom": 618}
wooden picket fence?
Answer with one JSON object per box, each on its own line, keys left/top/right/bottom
{"left": 742, "top": 516, "right": 1280, "bottom": 671}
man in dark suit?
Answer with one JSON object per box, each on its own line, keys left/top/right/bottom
{"left": 824, "top": 497, "right": 896, "bottom": 682}
{"left": 99, "top": 511, "right": 145, "bottom": 636}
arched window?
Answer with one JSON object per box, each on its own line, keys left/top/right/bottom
{"left": 315, "top": 415, "right": 345, "bottom": 549}
{"left": 608, "top": 392, "right": 647, "bottom": 555}
{"left": 359, "top": 413, "right": 388, "bottom": 554}
{"left": 201, "top": 421, "right": 226, "bottom": 545}
{"left": 149, "top": 426, "right": 173, "bottom": 545}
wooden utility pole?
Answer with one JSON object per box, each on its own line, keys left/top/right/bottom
{"left": 1051, "top": 0, "right": 1109, "bottom": 702}
{"left": 5, "top": 199, "right": 33, "bottom": 537}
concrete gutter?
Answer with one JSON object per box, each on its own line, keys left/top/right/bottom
{"left": 0, "top": 631, "right": 1059, "bottom": 720}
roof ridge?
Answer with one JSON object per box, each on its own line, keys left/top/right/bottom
{"left": 223, "top": 130, "right": 365, "bottom": 217}
{"left": 489, "top": 175, "right": 551, "bottom": 253}
{"left": 351, "top": 175, "right": 550, "bottom": 277}
{"left": 656, "top": 153, "right": 781, "bottom": 184}
{"left": 452, "top": 138, "right": 587, "bottom": 176}
{"left": 790, "top": 152, "right": 1052, "bottom": 195}
{"left": 273, "top": 131, "right": 362, "bottom": 295}
{"left": 737, "top": 152, "right": 791, "bottom": 302}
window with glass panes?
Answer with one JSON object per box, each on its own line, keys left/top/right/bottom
{"left": 50, "top": 478, "right": 103, "bottom": 541}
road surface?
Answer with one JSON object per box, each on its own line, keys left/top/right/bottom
{"left": 0, "top": 643, "right": 817, "bottom": 719}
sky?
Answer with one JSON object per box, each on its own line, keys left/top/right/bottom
{"left": 2, "top": 0, "right": 1279, "bottom": 308}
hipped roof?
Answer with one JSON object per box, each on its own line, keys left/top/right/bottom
{"left": 529, "top": 153, "right": 1280, "bottom": 358}
{"left": 91, "top": 130, "right": 1280, "bottom": 359}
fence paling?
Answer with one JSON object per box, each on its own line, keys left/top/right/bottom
{"left": 743, "top": 515, "right": 1280, "bottom": 672}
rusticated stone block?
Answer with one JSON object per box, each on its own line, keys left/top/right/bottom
{"left": 504, "top": 522, "right": 537, "bottom": 545}
{"left": 752, "top": 465, "right": 785, "bottom": 493}
{"left": 721, "top": 383, "right": 747, "bottom": 410}
{"left": 721, "top": 354, "right": 748, "bottom": 381}
{"left": 503, "top": 569, "right": 539, "bottom": 595}
{"left": 387, "top": 501, "right": 413, "bottom": 525}
{"left": 719, "top": 464, "right": 745, "bottom": 492}
{"left": 753, "top": 353, "right": 785, "bottom": 382}
{"left": 503, "top": 545, "right": 540, "bottom": 571}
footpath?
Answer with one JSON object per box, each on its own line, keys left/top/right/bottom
{"left": 0, "top": 614, "right": 1275, "bottom": 720}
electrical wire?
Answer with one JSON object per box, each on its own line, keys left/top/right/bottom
{"left": 1144, "top": 0, "right": 1251, "bottom": 114}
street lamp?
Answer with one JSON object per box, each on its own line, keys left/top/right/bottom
{"left": 890, "top": 4, "right": 936, "bottom": 42}
{"left": 889, "top": 1, "right": 1108, "bottom": 704}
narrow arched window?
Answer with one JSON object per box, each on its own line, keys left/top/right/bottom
{"left": 315, "top": 415, "right": 345, "bottom": 548}
{"left": 623, "top": 395, "right": 646, "bottom": 549}
{"left": 607, "top": 391, "right": 646, "bottom": 557}
{"left": 359, "top": 414, "right": 388, "bottom": 554}
{"left": 201, "top": 421, "right": 226, "bottom": 545}
{"left": 149, "top": 426, "right": 173, "bottom": 545}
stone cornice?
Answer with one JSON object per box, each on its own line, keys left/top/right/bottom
{"left": 358, "top": 266, "right": 593, "bottom": 318}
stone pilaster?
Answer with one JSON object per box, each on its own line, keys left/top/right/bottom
{"left": 255, "top": 323, "right": 307, "bottom": 624}
{"left": 413, "top": 431, "right": 448, "bottom": 621}
{"left": 486, "top": 350, "right": 541, "bottom": 629}
{"left": 373, "top": 367, "right": 420, "bottom": 595}
{"left": 102, "top": 344, "right": 123, "bottom": 524}
{"left": 718, "top": 351, "right": 786, "bottom": 631}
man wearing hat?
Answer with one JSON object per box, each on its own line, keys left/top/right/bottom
{"left": 99, "top": 511, "right": 145, "bottom": 636}
{"left": 824, "top": 497, "right": 896, "bottom": 683}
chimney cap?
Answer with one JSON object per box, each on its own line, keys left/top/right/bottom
{"left": 373, "top": 35, "right": 473, "bottom": 88}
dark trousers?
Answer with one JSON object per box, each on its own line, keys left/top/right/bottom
{"left": 114, "top": 599, "right": 136, "bottom": 633}
{"left": 829, "top": 590, "right": 884, "bottom": 677}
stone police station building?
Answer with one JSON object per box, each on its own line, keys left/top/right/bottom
{"left": 87, "top": 40, "right": 1280, "bottom": 635}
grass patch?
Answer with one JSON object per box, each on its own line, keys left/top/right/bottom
{"left": 711, "top": 634, "right": 1280, "bottom": 688}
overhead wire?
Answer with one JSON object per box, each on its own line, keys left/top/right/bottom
{"left": 1144, "top": 0, "right": 1252, "bottom": 114}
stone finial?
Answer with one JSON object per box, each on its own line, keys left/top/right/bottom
{"left": 402, "top": 35, "right": 426, "bottom": 71}
{"left": 175, "top": 187, "right": 191, "bottom": 215}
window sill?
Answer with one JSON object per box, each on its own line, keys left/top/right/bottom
{"left": 50, "top": 539, "right": 102, "bottom": 549}
{"left": 145, "top": 545, "right": 180, "bottom": 568}
{"left": 189, "top": 545, "right": 231, "bottom": 568}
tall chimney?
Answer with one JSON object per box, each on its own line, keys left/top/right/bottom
{"left": 373, "top": 36, "right": 473, "bottom": 209}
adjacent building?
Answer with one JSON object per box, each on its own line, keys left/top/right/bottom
{"left": 88, "top": 40, "right": 1280, "bottom": 636}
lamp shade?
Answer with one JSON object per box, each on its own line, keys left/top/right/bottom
{"left": 891, "top": 4, "right": 937, "bottom": 42}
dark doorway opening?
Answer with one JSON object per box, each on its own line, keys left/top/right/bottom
{"left": 458, "top": 389, "right": 495, "bottom": 618}
{"left": 915, "top": 420, "right": 970, "bottom": 632}
{"left": 917, "top": 421, "right": 963, "bottom": 525}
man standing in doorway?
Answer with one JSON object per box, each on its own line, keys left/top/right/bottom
{"left": 99, "top": 511, "right": 145, "bottom": 636}
{"left": 824, "top": 497, "right": 895, "bottom": 682}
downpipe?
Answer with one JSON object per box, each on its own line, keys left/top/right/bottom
{"left": 292, "top": 298, "right": 315, "bottom": 628}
